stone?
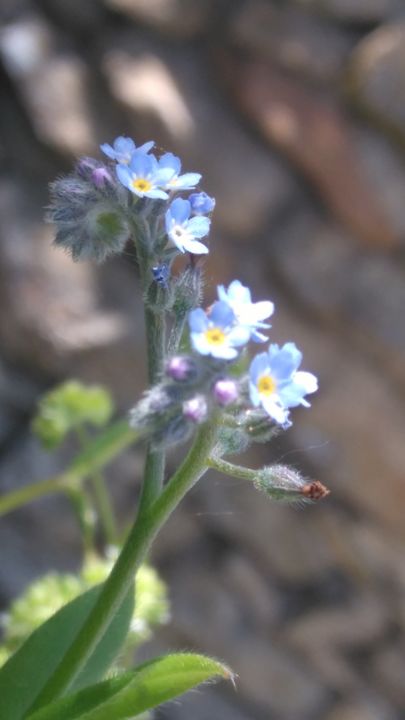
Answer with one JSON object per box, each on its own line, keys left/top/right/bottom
{"left": 266, "top": 207, "right": 405, "bottom": 386}
{"left": 166, "top": 570, "right": 327, "bottom": 717}
{"left": 105, "top": 0, "right": 211, "bottom": 38}
{"left": 0, "top": 16, "right": 97, "bottom": 156}
{"left": 231, "top": 1, "right": 353, "bottom": 84}
{"left": 370, "top": 642, "right": 405, "bottom": 707}
{"left": 190, "top": 475, "right": 333, "bottom": 583}
{"left": 308, "top": 0, "right": 401, "bottom": 25}
{"left": 284, "top": 592, "right": 389, "bottom": 690}
{"left": 102, "top": 32, "right": 295, "bottom": 240}
{"left": 348, "top": 23, "right": 405, "bottom": 147}
{"left": 271, "top": 302, "right": 405, "bottom": 544}
{"left": 224, "top": 52, "right": 398, "bottom": 248}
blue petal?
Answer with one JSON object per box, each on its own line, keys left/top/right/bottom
{"left": 227, "top": 325, "right": 251, "bottom": 347}
{"left": 169, "top": 197, "right": 191, "bottom": 224}
{"left": 159, "top": 152, "right": 181, "bottom": 174}
{"left": 249, "top": 381, "right": 261, "bottom": 407}
{"left": 100, "top": 143, "right": 115, "bottom": 159}
{"left": 171, "top": 172, "right": 201, "bottom": 189}
{"left": 155, "top": 167, "right": 177, "bottom": 185}
{"left": 187, "top": 216, "right": 210, "bottom": 239}
{"left": 188, "top": 308, "right": 208, "bottom": 333}
{"left": 249, "top": 352, "right": 269, "bottom": 383}
{"left": 129, "top": 152, "right": 153, "bottom": 176}
{"left": 251, "top": 329, "right": 269, "bottom": 343}
{"left": 268, "top": 343, "right": 302, "bottom": 381}
{"left": 209, "top": 301, "right": 235, "bottom": 328}
{"left": 137, "top": 140, "right": 155, "bottom": 153}
{"left": 181, "top": 238, "right": 209, "bottom": 254}
{"left": 228, "top": 280, "right": 251, "bottom": 304}
{"left": 116, "top": 164, "right": 132, "bottom": 189}
{"left": 211, "top": 345, "right": 238, "bottom": 360}
{"left": 144, "top": 188, "right": 169, "bottom": 199}
{"left": 191, "top": 333, "right": 211, "bottom": 355}
{"left": 114, "top": 136, "right": 135, "bottom": 154}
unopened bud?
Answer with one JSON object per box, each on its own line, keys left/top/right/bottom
{"left": 189, "top": 191, "right": 216, "bottom": 215}
{"left": 255, "top": 464, "right": 329, "bottom": 504}
{"left": 213, "top": 378, "right": 238, "bottom": 406}
{"left": 183, "top": 395, "right": 207, "bottom": 424}
{"left": 76, "top": 156, "right": 100, "bottom": 179}
{"left": 91, "top": 166, "right": 112, "bottom": 188}
{"left": 166, "top": 356, "right": 197, "bottom": 382}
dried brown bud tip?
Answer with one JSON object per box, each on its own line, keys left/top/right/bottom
{"left": 301, "top": 480, "right": 330, "bottom": 501}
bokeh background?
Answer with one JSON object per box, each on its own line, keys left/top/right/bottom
{"left": 1, "top": 1, "right": 405, "bottom": 719}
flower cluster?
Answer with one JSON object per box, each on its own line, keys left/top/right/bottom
{"left": 48, "top": 135, "right": 215, "bottom": 265}
{"left": 48, "top": 135, "right": 318, "bottom": 445}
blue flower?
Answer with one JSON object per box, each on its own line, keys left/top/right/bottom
{"left": 217, "top": 280, "right": 274, "bottom": 342}
{"left": 189, "top": 191, "right": 216, "bottom": 215}
{"left": 249, "top": 343, "right": 318, "bottom": 424}
{"left": 116, "top": 152, "right": 174, "bottom": 199}
{"left": 165, "top": 198, "right": 210, "bottom": 254}
{"left": 158, "top": 153, "right": 201, "bottom": 190}
{"left": 100, "top": 136, "right": 154, "bottom": 164}
{"left": 188, "top": 301, "right": 250, "bottom": 360}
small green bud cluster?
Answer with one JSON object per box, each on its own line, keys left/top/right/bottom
{"left": 47, "top": 158, "right": 130, "bottom": 263}
{"left": 0, "top": 556, "right": 169, "bottom": 666}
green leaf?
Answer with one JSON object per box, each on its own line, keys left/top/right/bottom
{"left": 0, "top": 584, "right": 134, "bottom": 720}
{"left": 32, "top": 381, "right": 114, "bottom": 450}
{"left": 27, "top": 653, "right": 232, "bottom": 720}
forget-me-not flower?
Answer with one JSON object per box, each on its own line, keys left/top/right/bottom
{"left": 165, "top": 198, "right": 210, "bottom": 254}
{"left": 116, "top": 152, "right": 174, "bottom": 199}
{"left": 158, "top": 153, "right": 201, "bottom": 191}
{"left": 100, "top": 136, "right": 154, "bottom": 164}
{"left": 249, "top": 342, "right": 318, "bottom": 424}
{"left": 189, "top": 301, "right": 250, "bottom": 359}
{"left": 217, "top": 280, "right": 274, "bottom": 342}
{"left": 189, "top": 192, "right": 216, "bottom": 215}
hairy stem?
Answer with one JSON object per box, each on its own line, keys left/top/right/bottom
{"left": 0, "top": 421, "right": 139, "bottom": 518}
{"left": 207, "top": 456, "right": 257, "bottom": 481}
{"left": 29, "top": 415, "right": 219, "bottom": 711}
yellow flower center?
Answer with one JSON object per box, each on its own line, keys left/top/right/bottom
{"left": 132, "top": 178, "right": 152, "bottom": 192}
{"left": 258, "top": 374, "right": 276, "bottom": 396}
{"left": 205, "top": 327, "right": 226, "bottom": 346}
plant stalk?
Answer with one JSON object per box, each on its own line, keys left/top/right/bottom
{"left": 29, "top": 415, "right": 219, "bottom": 712}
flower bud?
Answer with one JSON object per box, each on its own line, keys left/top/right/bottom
{"left": 91, "top": 166, "right": 113, "bottom": 188}
{"left": 213, "top": 378, "right": 238, "bottom": 406}
{"left": 48, "top": 171, "right": 129, "bottom": 263}
{"left": 76, "top": 156, "right": 100, "bottom": 179}
{"left": 189, "top": 191, "right": 216, "bottom": 215}
{"left": 255, "top": 464, "right": 329, "bottom": 503}
{"left": 183, "top": 395, "right": 208, "bottom": 424}
{"left": 166, "top": 356, "right": 197, "bottom": 382}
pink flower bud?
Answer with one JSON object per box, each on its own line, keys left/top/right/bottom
{"left": 183, "top": 396, "right": 207, "bottom": 423}
{"left": 91, "top": 167, "right": 112, "bottom": 188}
{"left": 166, "top": 356, "right": 196, "bottom": 382}
{"left": 213, "top": 379, "right": 238, "bottom": 406}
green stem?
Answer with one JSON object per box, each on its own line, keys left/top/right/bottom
{"left": 207, "top": 456, "right": 257, "bottom": 482}
{"left": 66, "top": 485, "right": 96, "bottom": 553}
{"left": 30, "top": 415, "right": 219, "bottom": 711}
{"left": 0, "top": 421, "right": 140, "bottom": 518}
{"left": 76, "top": 427, "right": 118, "bottom": 547}
{"left": 137, "top": 224, "right": 167, "bottom": 512}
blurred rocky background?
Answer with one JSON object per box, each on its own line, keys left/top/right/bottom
{"left": 1, "top": 0, "right": 405, "bottom": 718}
